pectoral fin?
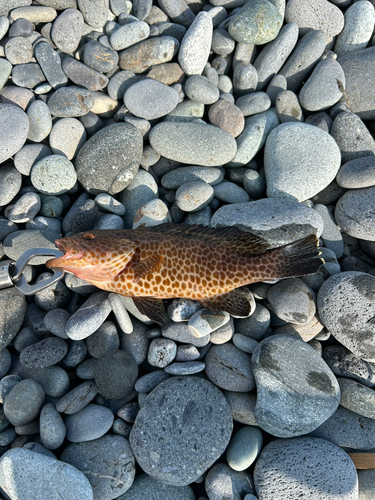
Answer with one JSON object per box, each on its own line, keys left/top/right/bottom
{"left": 200, "top": 289, "right": 253, "bottom": 318}
{"left": 133, "top": 297, "right": 165, "bottom": 324}
{"left": 132, "top": 254, "right": 164, "bottom": 283}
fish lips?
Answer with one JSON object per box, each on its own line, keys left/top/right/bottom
{"left": 46, "top": 238, "right": 84, "bottom": 269}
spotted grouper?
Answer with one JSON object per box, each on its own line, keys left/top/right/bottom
{"left": 46, "top": 223, "right": 323, "bottom": 323}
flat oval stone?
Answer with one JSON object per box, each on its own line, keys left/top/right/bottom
{"left": 78, "top": 0, "right": 108, "bottom": 29}
{"left": 130, "top": 376, "right": 233, "bottom": 486}
{"left": 48, "top": 86, "right": 94, "bottom": 117}
{"left": 185, "top": 75, "right": 220, "bottom": 104}
{"left": 49, "top": 117, "right": 86, "bottom": 160}
{"left": 10, "top": 5, "right": 57, "bottom": 22}
{"left": 252, "top": 334, "right": 340, "bottom": 437}
{"left": 110, "top": 21, "right": 150, "bottom": 50}
{"left": 0, "top": 104, "right": 29, "bottom": 163}
{"left": 331, "top": 112, "right": 375, "bottom": 163}
{"left": 65, "top": 403, "right": 114, "bottom": 442}
{"left": 149, "top": 122, "right": 237, "bottom": 166}
{"left": 34, "top": 41, "right": 68, "bottom": 90}
{"left": 119, "top": 36, "right": 178, "bottom": 73}
{"left": 56, "top": 380, "right": 98, "bottom": 414}
{"left": 20, "top": 337, "right": 68, "bottom": 368}
{"left": 337, "top": 157, "right": 375, "bottom": 189}
{"left": 254, "top": 437, "right": 358, "bottom": 499}
{"left": 310, "top": 405, "right": 375, "bottom": 449}
{"left": 175, "top": 181, "right": 214, "bottom": 212}
{"left": 285, "top": 0, "right": 344, "bottom": 42}
{"left": 208, "top": 99, "right": 244, "bottom": 137}
{"left": 299, "top": 58, "right": 345, "bottom": 111}
{"left": 75, "top": 122, "right": 143, "bottom": 195}
{"left": 12, "top": 63, "right": 46, "bottom": 89}
{"left": 205, "top": 343, "right": 255, "bottom": 392}
{"left": 178, "top": 12, "right": 212, "bottom": 76}
{"left": 228, "top": 0, "right": 283, "bottom": 44}
{"left": 60, "top": 434, "right": 135, "bottom": 499}
{"left": 4, "top": 379, "right": 45, "bottom": 426}
{"left": 264, "top": 122, "right": 341, "bottom": 202}
{"left": 338, "top": 377, "right": 375, "bottom": 419}
{"left": 51, "top": 8, "right": 84, "bottom": 52}
{"left": 226, "top": 426, "right": 263, "bottom": 471}
{"left": 0, "top": 165, "right": 22, "bottom": 206}
{"left": 5, "top": 36, "right": 33, "bottom": 64}
{"left": 279, "top": 29, "right": 327, "bottom": 93}
{"left": 318, "top": 272, "right": 375, "bottom": 361}
{"left": 337, "top": 47, "right": 375, "bottom": 120}
{"left": 0, "top": 448, "right": 93, "bottom": 500}
{"left": 40, "top": 402, "right": 66, "bottom": 450}
{"left": 124, "top": 79, "right": 178, "bottom": 119}
{"left": 83, "top": 40, "right": 119, "bottom": 73}
{"left": 27, "top": 100, "right": 52, "bottom": 142}
{"left": 335, "top": 186, "right": 375, "bottom": 241}
{"left": 66, "top": 292, "right": 112, "bottom": 341}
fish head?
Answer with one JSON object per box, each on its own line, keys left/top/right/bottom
{"left": 46, "top": 231, "right": 138, "bottom": 282}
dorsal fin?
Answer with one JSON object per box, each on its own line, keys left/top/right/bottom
{"left": 134, "top": 223, "right": 270, "bottom": 254}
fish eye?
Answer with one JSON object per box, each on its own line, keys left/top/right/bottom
{"left": 82, "top": 233, "right": 96, "bottom": 240}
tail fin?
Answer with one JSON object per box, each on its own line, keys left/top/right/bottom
{"left": 271, "top": 234, "right": 324, "bottom": 279}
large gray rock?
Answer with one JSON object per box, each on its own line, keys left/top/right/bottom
{"left": 254, "top": 437, "right": 358, "bottom": 499}
{"left": 318, "top": 272, "right": 375, "bottom": 361}
{"left": 0, "top": 104, "right": 29, "bottom": 163}
{"left": 264, "top": 122, "right": 341, "bottom": 202}
{"left": 130, "top": 376, "right": 233, "bottom": 486}
{"left": 335, "top": 187, "right": 375, "bottom": 241}
{"left": 0, "top": 448, "right": 93, "bottom": 500}
{"left": 252, "top": 334, "right": 340, "bottom": 437}
{"left": 75, "top": 123, "right": 143, "bottom": 195}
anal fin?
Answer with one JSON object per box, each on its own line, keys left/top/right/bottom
{"left": 133, "top": 297, "right": 165, "bottom": 324}
{"left": 132, "top": 255, "right": 163, "bottom": 283}
{"left": 200, "top": 289, "right": 253, "bottom": 318}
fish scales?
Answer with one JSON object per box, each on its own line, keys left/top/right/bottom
{"left": 46, "top": 223, "right": 323, "bottom": 323}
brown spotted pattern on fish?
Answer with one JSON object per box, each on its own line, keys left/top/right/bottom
{"left": 46, "top": 223, "right": 323, "bottom": 323}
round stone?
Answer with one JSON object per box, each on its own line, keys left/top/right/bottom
{"left": 229, "top": 0, "right": 282, "bottom": 45}
{"left": 129, "top": 376, "right": 233, "bottom": 486}
{"left": 226, "top": 426, "right": 263, "bottom": 471}
{"left": 254, "top": 437, "right": 358, "bottom": 499}
{"left": 0, "top": 104, "right": 29, "bottom": 163}
{"left": 208, "top": 99, "right": 244, "bottom": 137}
{"left": 31, "top": 154, "right": 77, "bottom": 195}
{"left": 252, "top": 334, "right": 340, "bottom": 437}
{"left": 264, "top": 122, "right": 341, "bottom": 202}
{"left": 119, "top": 36, "right": 178, "bottom": 73}
{"left": 4, "top": 379, "right": 45, "bottom": 426}
{"left": 124, "top": 79, "right": 179, "bottom": 120}
{"left": 83, "top": 40, "right": 119, "bottom": 73}
{"left": 331, "top": 112, "right": 375, "bottom": 163}
{"left": 5, "top": 36, "right": 33, "bottom": 64}
{"left": 149, "top": 122, "right": 237, "bottom": 166}
{"left": 75, "top": 123, "right": 143, "bottom": 195}
{"left": 0, "top": 448, "right": 93, "bottom": 500}
{"left": 318, "top": 272, "right": 375, "bottom": 361}
{"left": 335, "top": 186, "right": 375, "bottom": 241}
{"left": 60, "top": 434, "right": 135, "bottom": 498}
{"left": 94, "top": 349, "right": 138, "bottom": 399}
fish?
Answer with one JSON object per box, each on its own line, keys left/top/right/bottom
{"left": 46, "top": 223, "right": 324, "bottom": 324}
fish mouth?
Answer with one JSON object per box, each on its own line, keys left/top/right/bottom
{"left": 46, "top": 238, "right": 84, "bottom": 269}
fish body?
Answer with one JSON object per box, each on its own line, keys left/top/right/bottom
{"left": 46, "top": 223, "right": 323, "bottom": 323}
